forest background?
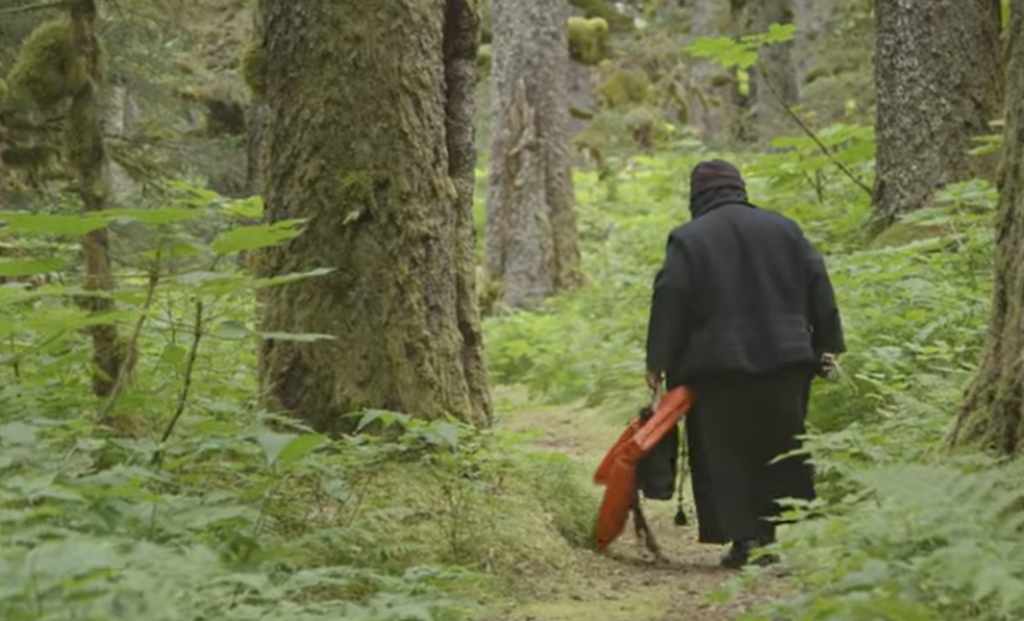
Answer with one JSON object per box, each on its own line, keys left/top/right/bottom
{"left": 1, "top": 1, "right": 1022, "bottom": 620}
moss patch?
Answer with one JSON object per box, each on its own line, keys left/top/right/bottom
{"left": 568, "top": 0, "right": 633, "bottom": 32}
{"left": 7, "top": 17, "right": 103, "bottom": 110}
{"left": 597, "top": 68, "right": 654, "bottom": 107}
{"left": 241, "top": 40, "right": 266, "bottom": 97}
{"left": 568, "top": 16, "right": 610, "bottom": 66}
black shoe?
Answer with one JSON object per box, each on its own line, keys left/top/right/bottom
{"left": 720, "top": 539, "right": 780, "bottom": 569}
{"left": 719, "top": 540, "right": 753, "bottom": 569}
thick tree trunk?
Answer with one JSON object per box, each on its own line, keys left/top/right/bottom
{"left": 951, "top": 0, "right": 1024, "bottom": 456}
{"left": 873, "top": 0, "right": 1003, "bottom": 223}
{"left": 69, "top": 0, "right": 127, "bottom": 399}
{"left": 485, "top": 0, "right": 581, "bottom": 309}
{"left": 256, "top": 0, "right": 492, "bottom": 433}
{"left": 748, "top": 0, "right": 798, "bottom": 140}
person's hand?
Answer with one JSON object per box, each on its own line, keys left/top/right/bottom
{"left": 646, "top": 370, "right": 662, "bottom": 392}
{"left": 819, "top": 353, "right": 839, "bottom": 379}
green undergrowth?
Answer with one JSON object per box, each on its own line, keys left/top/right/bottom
{"left": 0, "top": 180, "right": 598, "bottom": 620}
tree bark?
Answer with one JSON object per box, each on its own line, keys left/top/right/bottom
{"left": 245, "top": 102, "right": 266, "bottom": 198}
{"left": 872, "top": 0, "right": 1003, "bottom": 224}
{"left": 256, "top": 0, "right": 492, "bottom": 433}
{"left": 684, "top": 0, "right": 742, "bottom": 146}
{"left": 69, "top": 0, "right": 127, "bottom": 399}
{"left": 747, "top": 0, "right": 798, "bottom": 140}
{"left": 951, "top": 0, "right": 1024, "bottom": 456}
{"left": 485, "top": 0, "right": 581, "bottom": 309}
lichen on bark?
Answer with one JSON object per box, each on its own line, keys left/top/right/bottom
{"left": 256, "top": 0, "right": 491, "bottom": 433}
{"left": 951, "top": 0, "right": 1024, "bottom": 456}
{"left": 872, "top": 0, "right": 1003, "bottom": 225}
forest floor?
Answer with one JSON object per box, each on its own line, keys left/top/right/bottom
{"left": 486, "top": 387, "right": 792, "bottom": 621}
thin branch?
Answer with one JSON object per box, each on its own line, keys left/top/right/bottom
{"left": 97, "top": 250, "right": 162, "bottom": 422}
{"left": 0, "top": 0, "right": 70, "bottom": 15}
{"left": 755, "top": 59, "right": 874, "bottom": 197}
{"left": 151, "top": 298, "right": 203, "bottom": 468}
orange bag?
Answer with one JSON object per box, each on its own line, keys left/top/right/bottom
{"left": 592, "top": 386, "right": 695, "bottom": 551}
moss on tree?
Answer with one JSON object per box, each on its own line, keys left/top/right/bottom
{"left": 951, "top": 1, "right": 1024, "bottom": 455}
{"left": 568, "top": 0, "right": 633, "bottom": 31}
{"left": 0, "top": 77, "right": 8, "bottom": 103}
{"left": 241, "top": 40, "right": 266, "bottom": 97}
{"left": 597, "top": 68, "right": 654, "bottom": 107}
{"left": 256, "top": 0, "right": 492, "bottom": 432}
{"left": 567, "top": 16, "right": 609, "bottom": 65}
{"left": 7, "top": 17, "right": 105, "bottom": 110}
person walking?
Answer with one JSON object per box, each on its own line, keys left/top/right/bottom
{"left": 644, "top": 159, "right": 845, "bottom": 569}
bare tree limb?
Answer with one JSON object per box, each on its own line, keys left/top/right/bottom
{"left": 756, "top": 59, "right": 874, "bottom": 197}
{"left": 97, "top": 250, "right": 162, "bottom": 423}
{"left": 151, "top": 298, "right": 203, "bottom": 468}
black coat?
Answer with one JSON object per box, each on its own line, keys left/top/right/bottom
{"left": 645, "top": 188, "right": 845, "bottom": 387}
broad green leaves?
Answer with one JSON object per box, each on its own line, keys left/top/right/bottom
{"left": 211, "top": 219, "right": 306, "bottom": 255}
{"left": 686, "top": 23, "right": 797, "bottom": 71}
{"left": 256, "top": 431, "right": 327, "bottom": 467}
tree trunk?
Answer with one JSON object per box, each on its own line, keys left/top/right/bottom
{"left": 103, "top": 83, "right": 137, "bottom": 202}
{"left": 245, "top": 102, "right": 266, "bottom": 198}
{"left": 951, "top": 0, "right": 1024, "bottom": 456}
{"left": 256, "top": 0, "right": 492, "bottom": 433}
{"left": 485, "top": 0, "right": 581, "bottom": 309}
{"left": 685, "top": 0, "right": 742, "bottom": 146}
{"left": 69, "top": 0, "right": 127, "bottom": 399}
{"left": 872, "top": 0, "right": 1003, "bottom": 224}
{"left": 747, "top": 0, "right": 798, "bottom": 140}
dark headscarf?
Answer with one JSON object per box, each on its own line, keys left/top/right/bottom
{"left": 688, "top": 159, "right": 750, "bottom": 218}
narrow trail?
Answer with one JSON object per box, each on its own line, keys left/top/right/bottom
{"left": 491, "top": 388, "right": 791, "bottom": 621}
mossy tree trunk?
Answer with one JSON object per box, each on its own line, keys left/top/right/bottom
{"left": 747, "top": 0, "right": 798, "bottom": 140}
{"left": 873, "top": 0, "right": 1003, "bottom": 224}
{"left": 245, "top": 102, "right": 266, "bottom": 198}
{"left": 485, "top": 0, "right": 582, "bottom": 310}
{"left": 256, "top": 0, "right": 492, "bottom": 433}
{"left": 69, "top": 0, "right": 127, "bottom": 399}
{"left": 951, "top": 0, "right": 1024, "bottom": 455}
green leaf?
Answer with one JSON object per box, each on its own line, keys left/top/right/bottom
{"left": 0, "top": 212, "right": 108, "bottom": 236}
{"left": 257, "top": 431, "right": 295, "bottom": 466}
{"left": 215, "top": 320, "right": 252, "bottom": 340}
{"left": 357, "top": 409, "right": 411, "bottom": 431}
{"left": 104, "top": 207, "right": 203, "bottom": 225}
{"left": 278, "top": 434, "right": 328, "bottom": 466}
{"left": 256, "top": 430, "right": 321, "bottom": 467}
{"left": 0, "top": 257, "right": 68, "bottom": 277}
{"left": 211, "top": 219, "right": 307, "bottom": 255}
{"left": 0, "top": 421, "right": 38, "bottom": 446}
{"left": 223, "top": 196, "right": 264, "bottom": 219}
{"left": 158, "top": 344, "right": 187, "bottom": 368}
{"left": 428, "top": 421, "right": 460, "bottom": 449}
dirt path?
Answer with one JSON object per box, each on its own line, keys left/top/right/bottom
{"left": 490, "top": 387, "right": 791, "bottom": 621}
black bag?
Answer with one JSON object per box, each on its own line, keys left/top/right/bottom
{"left": 635, "top": 405, "right": 679, "bottom": 501}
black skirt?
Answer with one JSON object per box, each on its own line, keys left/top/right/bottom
{"left": 684, "top": 366, "right": 816, "bottom": 544}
